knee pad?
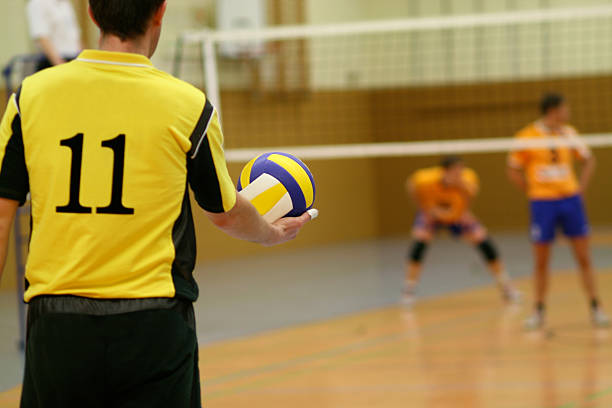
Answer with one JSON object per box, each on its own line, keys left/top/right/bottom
{"left": 408, "top": 241, "right": 428, "bottom": 263}
{"left": 477, "top": 238, "right": 499, "bottom": 262}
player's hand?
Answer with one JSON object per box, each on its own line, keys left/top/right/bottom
{"left": 263, "top": 209, "right": 318, "bottom": 247}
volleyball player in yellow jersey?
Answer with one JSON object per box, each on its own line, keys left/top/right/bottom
{"left": 0, "top": 1, "right": 314, "bottom": 407}
{"left": 403, "top": 156, "right": 521, "bottom": 307}
{"left": 508, "top": 93, "right": 609, "bottom": 329}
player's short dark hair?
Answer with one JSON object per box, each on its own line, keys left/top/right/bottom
{"left": 440, "top": 156, "right": 463, "bottom": 169}
{"left": 89, "top": 0, "right": 165, "bottom": 40}
{"left": 540, "top": 92, "right": 565, "bottom": 115}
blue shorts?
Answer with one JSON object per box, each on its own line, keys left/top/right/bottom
{"left": 530, "top": 195, "right": 589, "bottom": 243}
{"left": 413, "top": 212, "right": 480, "bottom": 238}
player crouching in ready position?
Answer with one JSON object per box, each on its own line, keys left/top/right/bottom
{"left": 402, "top": 156, "right": 521, "bottom": 307}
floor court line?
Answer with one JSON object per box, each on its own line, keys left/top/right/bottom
{"left": 204, "top": 309, "right": 502, "bottom": 399}
{"left": 198, "top": 274, "right": 611, "bottom": 407}
{"left": 1, "top": 270, "right": 610, "bottom": 408}
{"left": 204, "top": 283, "right": 585, "bottom": 396}
{"left": 205, "top": 302, "right": 502, "bottom": 388}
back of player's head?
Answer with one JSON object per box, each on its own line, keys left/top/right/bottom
{"left": 440, "top": 155, "right": 463, "bottom": 170}
{"left": 540, "top": 92, "right": 565, "bottom": 115}
{"left": 89, "top": 0, "right": 165, "bottom": 40}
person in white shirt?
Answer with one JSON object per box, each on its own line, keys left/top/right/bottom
{"left": 26, "top": 0, "right": 82, "bottom": 71}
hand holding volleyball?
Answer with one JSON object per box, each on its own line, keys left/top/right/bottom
{"left": 238, "top": 152, "right": 318, "bottom": 223}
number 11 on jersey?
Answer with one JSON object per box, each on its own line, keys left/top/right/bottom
{"left": 56, "top": 133, "right": 134, "bottom": 215}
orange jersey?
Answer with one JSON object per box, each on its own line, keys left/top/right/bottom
{"left": 508, "top": 122, "right": 590, "bottom": 200}
{"left": 410, "top": 166, "right": 478, "bottom": 223}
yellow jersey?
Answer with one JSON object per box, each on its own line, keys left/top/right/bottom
{"left": 508, "top": 121, "right": 590, "bottom": 200}
{"left": 0, "top": 50, "right": 237, "bottom": 302}
{"left": 410, "top": 166, "right": 479, "bottom": 223}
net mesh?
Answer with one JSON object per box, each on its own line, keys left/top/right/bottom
{"left": 177, "top": 6, "right": 612, "bottom": 153}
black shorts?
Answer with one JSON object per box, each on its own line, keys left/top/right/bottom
{"left": 20, "top": 296, "right": 201, "bottom": 408}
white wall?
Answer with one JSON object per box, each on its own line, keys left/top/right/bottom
{"left": 0, "top": 1, "right": 33, "bottom": 79}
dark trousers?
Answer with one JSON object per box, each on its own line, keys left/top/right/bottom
{"left": 35, "top": 54, "right": 77, "bottom": 72}
{"left": 20, "top": 297, "right": 201, "bottom": 408}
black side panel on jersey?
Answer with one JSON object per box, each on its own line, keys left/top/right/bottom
{"left": 15, "top": 86, "right": 22, "bottom": 111}
{"left": 187, "top": 99, "right": 214, "bottom": 158}
{"left": 0, "top": 88, "right": 29, "bottom": 205}
{"left": 171, "top": 183, "right": 199, "bottom": 301}
{"left": 187, "top": 100, "right": 225, "bottom": 213}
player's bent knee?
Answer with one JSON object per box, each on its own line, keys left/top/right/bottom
{"left": 465, "top": 226, "right": 487, "bottom": 243}
{"left": 408, "top": 241, "right": 429, "bottom": 263}
{"left": 476, "top": 238, "right": 498, "bottom": 262}
{"left": 412, "top": 228, "right": 432, "bottom": 242}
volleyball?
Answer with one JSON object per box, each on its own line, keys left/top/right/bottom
{"left": 238, "top": 152, "right": 316, "bottom": 223}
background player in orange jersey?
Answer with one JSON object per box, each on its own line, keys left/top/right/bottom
{"left": 403, "top": 156, "right": 521, "bottom": 307}
{"left": 508, "top": 92, "right": 609, "bottom": 329}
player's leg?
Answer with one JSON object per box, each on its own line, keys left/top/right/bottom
{"left": 403, "top": 212, "right": 434, "bottom": 307}
{"left": 532, "top": 242, "right": 551, "bottom": 310}
{"left": 108, "top": 301, "right": 201, "bottom": 408}
{"left": 460, "top": 213, "right": 521, "bottom": 303}
{"left": 524, "top": 200, "right": 557, "bottom": 330}
{"left": 562, "top": 195, "right": 610, "bottom": 327}
{"left": 20, "top": 300, "right": 107, "bottom": 408}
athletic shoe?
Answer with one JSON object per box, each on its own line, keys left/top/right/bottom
{"left": 592, "top": 308, "right": 611, "bottom": 328}
{"left": 401, "top": 286, "right": 416, "bottom": 308}
{"left": 501, "top": 284, "right": 522, "bottom": 304}
{"left": 524, "top": 311, "right": 545, "bottom": 330}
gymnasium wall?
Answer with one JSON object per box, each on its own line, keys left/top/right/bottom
{"left": 1, "top": 74, "right": 612, "bottom": 265}
{"left": 210, "top": 73, "right": 612, "bottom": 256}
{"left": 2, "top": 0, "right": 612, "bottom": 290}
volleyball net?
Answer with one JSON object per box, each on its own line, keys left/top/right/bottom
{"left": 174, "top": 5, "right": 612, "bottom": 160}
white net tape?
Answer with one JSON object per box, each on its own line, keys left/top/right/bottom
{"left": 224, "top": 134, "right": 612, "bottom": 162}
{"left": 176, "top": 5, "right": 612, "bottom": 161}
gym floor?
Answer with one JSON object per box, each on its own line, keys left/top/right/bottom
{"left": 1, "top": 230, "right": 611, "bottom": 407}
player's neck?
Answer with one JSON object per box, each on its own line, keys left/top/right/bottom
{"left": 98, "top": 34, "right": 154, "bottom": 59}
{"left": 540, "top": 117, "right": 562, "bottom": 132}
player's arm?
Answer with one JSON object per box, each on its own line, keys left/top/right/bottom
{"left": 26, "top": 0, "right": 65, "bottom": 66}
{"left": 0, "top": 199, "right": 19, "bottom": 283}
{"left": 405, "top": 177, "right": 418, "bottom": 203}
{"left": 506, "top": 165, "right": 526, "bottom": 192}
{"left": 406, "top": 176, "right": 429, "bottom": 211}
{"left": 507, "top": 139, "right": 529, "bottom": 192}
{"left": 35, "top": 37, "right": 66, "bottom": 66}
{"left": 572, "top": 133, "right": 596, "bottom": 193}
{"left": 0, "top": 92, "right": 29, "bottom": 282}
{"left": 406, "top": 177, "right": 448, "bottom": 220}
{"left": 456, "top": 171, "right": 479, "bottom": 203}
{"left": 187, "top": 100, "right": 310, "bottom": 246}
{"left": 577, "top": 152, "right": 596, "bottom": 193}
{"left": 206, "top": 193, "right": 311, "bottom": 246}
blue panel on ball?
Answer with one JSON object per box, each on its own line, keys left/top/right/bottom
{"left": 265, "top": 162, "right": 307, "bottom": 216}
{"left": 241, "top": 151, "right": 315, "bottom": 218}
{"left": 271, "top": 152, "right": 316, "bottom": 203}
{"left": 249, "top": 153, "right": 273, "bottom": 183}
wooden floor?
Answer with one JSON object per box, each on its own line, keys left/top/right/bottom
{"left": 1, "top": 271, "right": 611, "bottom": 408}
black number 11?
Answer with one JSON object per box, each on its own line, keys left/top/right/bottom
{"left": 56, "top": 133, "right": 134, "bottom": 215}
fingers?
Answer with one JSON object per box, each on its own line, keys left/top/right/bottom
{"left": 273, "top": 209, "right": 319, "bottom": 227}
{"left": 306, "top": 208, "right": 319, "bottom": 220}
{"left": 266, "top": 209, "right": 319, "bottom": 246}
{"left": 293, "top": 208, "right": 318, "bottom": 224}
